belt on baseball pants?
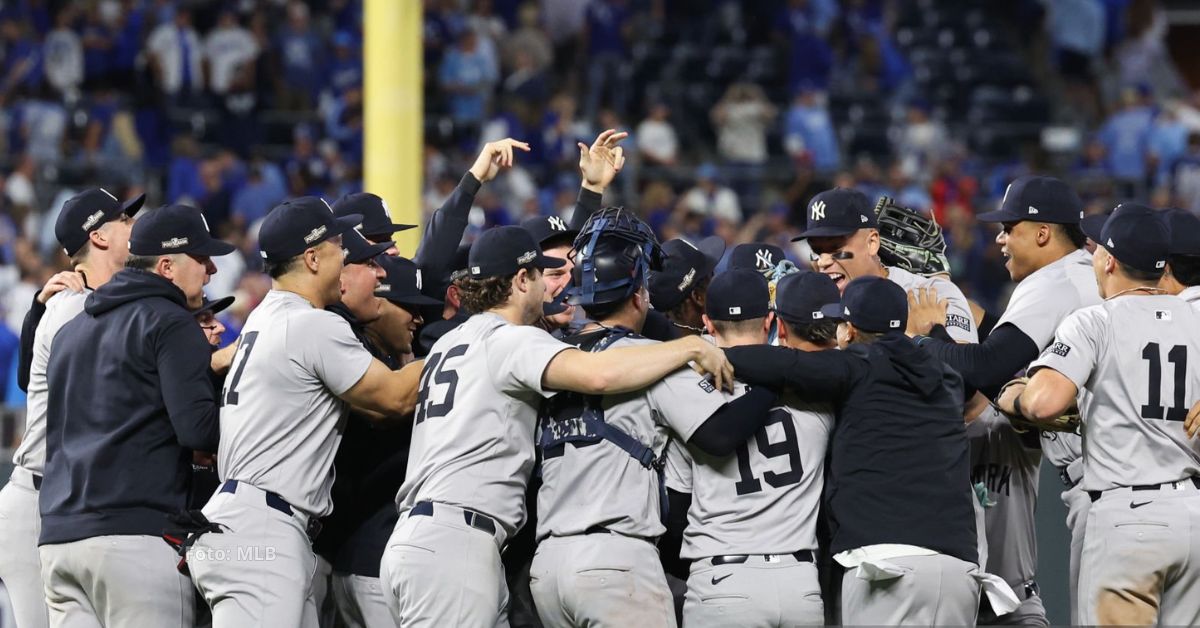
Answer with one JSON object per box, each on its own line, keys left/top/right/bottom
{"left": 709, "top": 550, "right": 814, "bottom": 566}
{"left": 220, "top": 480, "right": 322, "bottom": 540}
{"left": 410, "top": 500, "right": 497, "bottom": 536}
{"left": 1087, "top": 476, "right": 1200, "bottom": 502}
{"left": 9, "top": 466, "right": 42, "bottom": 490}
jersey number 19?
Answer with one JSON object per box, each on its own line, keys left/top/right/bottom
{"left": 734, "top": 409, "right": 803, "bottom": 495}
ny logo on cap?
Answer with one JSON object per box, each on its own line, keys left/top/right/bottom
{"left": 1028, "top": 206, "right": 1039, "bottom": 215}
{"left": 811, "top": 200, "right": 826, "bottom": 221}
{"left": 81, "top": 210, "right": 105, "bottom": 231}
{"left": 161, "top": 237, "right": 189, "bottom": 249}
{"left": 548, "top": 216, "right": 567, "bottom": 231}
{"left": 303, "top": 225, "right": 328, "bottom": 244}
{"left": 755, "top": 249, "right": 774, "bottom": 269}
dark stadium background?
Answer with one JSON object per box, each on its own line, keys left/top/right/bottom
{"left": 5, "top": 1, "right": 1200, "bottom": 623}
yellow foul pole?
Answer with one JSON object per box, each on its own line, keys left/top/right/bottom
{"left": 364, "top": 0, "right": 422, "bottom": 255}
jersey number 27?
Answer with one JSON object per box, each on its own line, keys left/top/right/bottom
{"left": 734, "top": 409, "right": 803, "bottom": 495}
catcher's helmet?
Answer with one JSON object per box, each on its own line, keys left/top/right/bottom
{"left": 569, "top": 207, "right": 662, "bottom": 307}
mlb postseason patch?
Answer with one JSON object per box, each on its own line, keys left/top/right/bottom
{"left": 1048, "top": 341, "right": 1071, "bottom": 357}
{"left": 945, "top": 313, "right": 972, "bottom": 331}
{"left": 697, "top": 378, "right": 716, "bottom": 394}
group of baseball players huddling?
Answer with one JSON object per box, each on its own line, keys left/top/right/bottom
{"left": 0, "top": 129, "right": 1198, "bottom": 628}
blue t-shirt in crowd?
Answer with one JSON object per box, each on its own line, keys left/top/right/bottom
{"left": 1098, "top": 105, "right": 1154, "bottom": 180}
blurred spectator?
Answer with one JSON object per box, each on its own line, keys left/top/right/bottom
{"left": 18, "top": 92, "right": 66, "bottom": 163}
{"left": 231, "top": 157, "right": 287, "bottom": 230}
{"left": 467, "top": 0, "right": 506, "bottom": 80}
{"left": 167, "top": 135, "right": 205, "bottom": 203}
{"left": 896, "top": 99, "right": 947, "bottom": 182}
{"left": 1, "top": 15, "right": 42, "bottom": 97}
{"left": 79, "top": 5, "right": 112, "bottom": 88}
{"left": 682, "top": 163, "right": 742, "bottom": 224}
{"left": 1097, "top": 85, "right": 1155, "bottom": 195}
{"left": 636, "top": 102, "right": 678, "bottom": 167}
{"left": 783, "top": 86, "right": 839, "bottom": 173}
{"left": 502, "top": 48, "right": 549, "bottom": 110}
{"left": 712, "top": 82, "right": 775, "bottom": 166}
{"left": 1046, "top": 0, "right": 1105, "bottom": 122}
{"left": 580, "top": 0, "right": 631, "bottom": 121}
{"left": 146, "top": 9, "right": 204, "bottom": 102}
{"left": 1113, "top": 0, "right": 1183, "bottom": 99}
{"left": 775, "top": 0, "right": 835, "bottom": 93}
{"left": 439, "top": 30, "right": 498, "bottom": 140}
{"left": 1171, "top": 132, "right": 1200, "bottom": 213}
{"left": 284, "top": 125, "right": 331, "bottom": 196}
{"left": 206, "top": 9, "right": 258, "bottom": 99}
{"left": 43, "top": 7, "right": 82, "bottom": 98}
{"left": 930, "top": 150, "right": 978, "bottom": 226}
{"left": 6, "top": 154, "right": 36, "bottom": 228}
{"left": 1148, "top": 108, "right": 1188, "bottom": 186}
{"left": 504, "top": 2, "right": 553, "bottom": 74}
{"left": 275, "top": 2, "right": 326, "bottom": 109}
{"left": 326, "top": 31, "right": 362, "bottom": 99}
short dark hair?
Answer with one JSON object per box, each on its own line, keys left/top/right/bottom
{"left": 851, "top": 327, "right": 886, "bottom": 345}
{"left": 264, "top": 255, "right": 300, "bottom": 279}
{"left": 1053, "top": 223, "right": 1087, "bottom": 249}
{"left": 710, "top": 317, "right": 765, "bottom": 338}
{"left": 668, "top": 275, "right": 712, "bottom": 322}
{"left": 581, "top": 298, "right": 625, "bottom": 321}
{"left": 1169, "top": 254, "right": 1200, "bottom": 287}
{"left": 125, "top": 254, "right": 161, "bottom": 271}
{"left": 459, "top": 271, "right": 521, "bottom": 313}
{"left": 1115, "top": 258, "right": 1164, "bottom": 283}
{"left": 781, "top": 318, "right": 839, "bottom": 347}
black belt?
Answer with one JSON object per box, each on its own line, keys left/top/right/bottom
{"left": 1088, "top": 476, "right": 1200, "bottom": 502}
{"left": 711, "top": 550, "right": 814, "bottom": 566}
{"left": 32, "top": 473, "right": 42, "bottom": 491}
{"left": 220, "top": 480, "right": 322, "bottom": 540}
{"left": 1057, "top": 465, "right": 1079, "bottom": 489}
{"left": 410, "top": 500, "right": 496, "bottom": 536}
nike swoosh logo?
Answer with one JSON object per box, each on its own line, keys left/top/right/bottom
{"left": 1130, "top": 501, "right": 1153, "bottom": 509}
{"left": 711, "top": 574, "right": 732, "bottom": 585}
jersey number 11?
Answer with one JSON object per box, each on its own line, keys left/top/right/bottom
{"left": 1141, "top": 342, "right": 1188, "bottom": 422}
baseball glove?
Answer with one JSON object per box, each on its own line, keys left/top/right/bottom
{"left": 874, "top": 196, "right": 952, "bottom": 277}
{"left": 995, "top": 376, "right": 1081, "bottom": 434}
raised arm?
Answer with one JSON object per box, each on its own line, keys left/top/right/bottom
{"left": 542, "top": 334, "right": 733, "bottom": 395}
{"left": 570, "top": 129, "right": 628, "bottom": 230}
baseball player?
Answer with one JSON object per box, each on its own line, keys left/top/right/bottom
{"left": 1160, "top": 208, "right": 1200, "bottom": 308}
{"left": 380, "top": 224, "right": 733, "bottom": 628}
{"left": 909, "top": 176, "right": 1100, "bottom": 622}
{"left": 186, "top": 198, "right": 424, "bottom": 628}
{"left": 722, "top": 276, "right": 985, "bottom": 625}
{"left": 647, "top": 235, "right": 727, "bottom": 337}
{"left": 998, "top": 203, "right": 1200, "bottom": 625}
{"left": 522, "top": 214, "right": 579, "bottom": 331}
{"left": 530, "top": 214, "right": 785, "bottom": 628}
{"left": 332, "top": 191, "right": 416, "bottom": 254}
{"left": 664, "top": 269, "right": 836, "bottom": 628}
{"left": 40, "top": 204, "right": 234, "bottom": 627}
{"left": 0, "top": 188, "right": 141, "bottom": 628}
{"left": 796, "top": 187, "right": 978, "bottom": 343}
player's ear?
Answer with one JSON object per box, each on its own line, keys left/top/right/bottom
{"left": 702, "top": 314, "right": 716, "bottom": 336}
{"left": 776, "top": 317, "right": 790, "bottom": 343}
{"left": 763, "top": 311, "right": 775, "bottom": 337}
{"left": 1036, "top": 223, "right": 1052, "bottom": 246}
{"left": 866, "top": 229, "right": 880, "bottom": 256}
{"left": 303, "top": 247, "right": 320, "bottom": 273}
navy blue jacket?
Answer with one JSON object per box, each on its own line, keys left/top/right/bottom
{"left": 725, "top": 335, "right": 978, "bottom": 565}
{"left": 40, "top": 268, "right": 220, "bottom": 545}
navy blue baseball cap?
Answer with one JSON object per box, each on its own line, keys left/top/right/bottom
{"left": 729, "top": 243, "right": 785, "bottom": 274}
{"left": 775, "top": 271, "right": 841, "bottom": 325}
{"left": 648, "top": 236, "right": 727, "bottom": 311}
{"left": 1081, "top": 203, "right": 1169, "bottom": 273}
{"left": 341, "top": 228, "right": 392, "bottom": 265}
{"left": 819, "top": 275, "right": 907, "bottom": 333}
{"left": 521, "top": 214, "right": 578, "bottom": 249}
{"left": 976, "top": 176, "right": 1083, "bottom": 224}
{"left": 793, "top": 188, "right": 876, "bottom": 240}
{"left": 259, "top": 197, "right": 362, "bottom": 263}
{"left": 194, "top": 294, "right": 235, "bottom": 317}
{"left": 375, "top": 256, "right": 443, "bottom": 307}
{"left": 705, "top": 269, "right": 770, "bottom": 321}
{"left": 467, "top": 226, "right": 565, "bottom": 278}
{"left": 55, "top": 188, "right": 145, "bottom": 256}
{"left": 331, "top": 192, "right": 415, "bottom": 241}
{"left": 1161, "top": 208, "right": 1200, "bottom": 256}
{"left": 128, "top": 204, "right": 236, "bottom": 257}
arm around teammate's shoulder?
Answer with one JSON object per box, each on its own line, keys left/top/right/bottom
{"left": 541, "top": 334, "right": 733, "bottom": 395}
{"left": 722, "top": 344, "right": 859, "bottom": 401}
{"left": 338, "top": 358, "right": 423, "bottom": 422}
{"left": 156, "top": 313, "right": 221, "bottom": 451}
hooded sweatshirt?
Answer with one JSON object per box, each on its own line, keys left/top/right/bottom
{"left": 40, "top": 268, "right": 220, "bottom": 545}
{"left": 724, "top": 334, "right": 977, "bottom": 565}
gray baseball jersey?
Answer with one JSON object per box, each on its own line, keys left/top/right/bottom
{"left": 886, "top": 266, "right": 977, "bottom": 343}
{"left": 396, "top": 312, "right": 572, "bottom": 539}
{"left": 536, "top": 335, "right": 725, "bottom": 540}
{"left": 969, "top": 406, "right": 1041, "bottom": 589}
{"left": 13, "top": 290, "right": 88, "bottom": 474}
{"left": 1030, "top": 295, "right": 1200, "bottom": 492}
{"left": 217, "top": 290, "right": 374, "bottom": 518}
{"left": 665, "top": 390, "right": 832, "bottom": 559}
{"left": 1182, "top": 285, "right": 1200, "bottom": 311}
{"left": 995, "top": 249, "right": 1101, "bottom": 468}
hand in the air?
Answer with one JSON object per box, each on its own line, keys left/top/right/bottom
{"left": 469, "top": 138, "right": 531, "bottom": 183}
{"left": 578, "top": 129, "right": 628, "bottom": 193}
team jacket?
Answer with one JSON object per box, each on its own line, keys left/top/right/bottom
{"left": 39, "top": 268, "right": 219, "bottom": 545}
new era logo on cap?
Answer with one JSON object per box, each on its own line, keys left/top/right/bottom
{"left": 1107, "top": 238, "right": 1114, "bottom": 248}
{"left": 1028, "top": 206, "right": 1039, "bottom": 215}
{"left": 860, "top": 215, "right": 868, "bottom": 223}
